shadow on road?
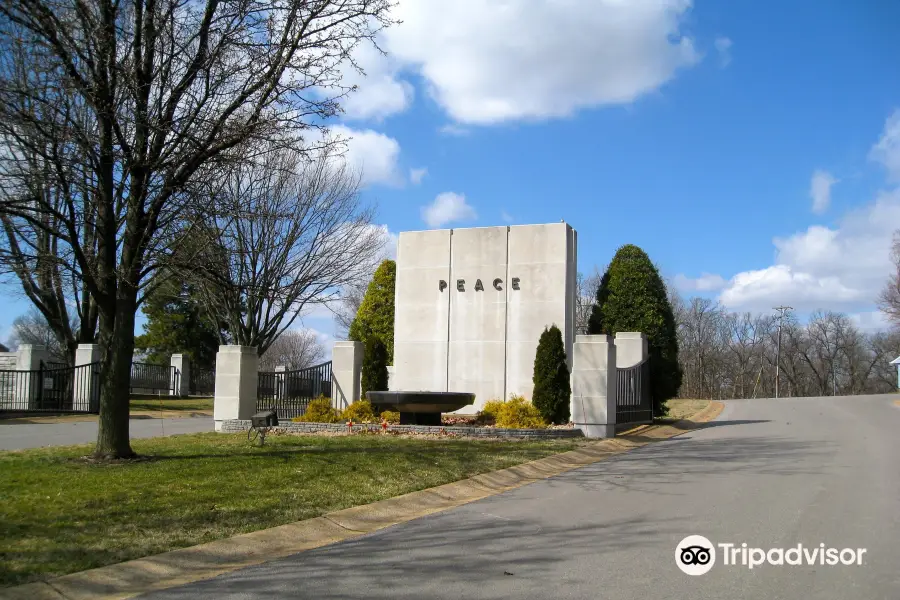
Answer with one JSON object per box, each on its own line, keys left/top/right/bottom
{"left": 141, "top": 512, "right": 673, "bottom": 600}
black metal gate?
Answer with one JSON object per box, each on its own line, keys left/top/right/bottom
{"left": 257, "top": 361, "right": 332, "bottom": 419}
{"left": 189, "top": 367, "right": 216, "bottom": 396}
{"left": 0, "top": 362, "right": 101, "bottom": 414}
{"left": 130, "top": 362, "right": 176, "bottom": 395}
{"left": 616, "top": 359, "right": 652, "bottom": 425}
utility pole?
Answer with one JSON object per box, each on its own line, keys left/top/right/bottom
{"left": 773, "top": 306, "right": 793, "bottom": 398}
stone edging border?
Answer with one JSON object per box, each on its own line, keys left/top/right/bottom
{"left": 2, "top": 401, "right": 725, "bottom": 600}
{"left": 221, "top": 419, "right": 586, "bottom": 438}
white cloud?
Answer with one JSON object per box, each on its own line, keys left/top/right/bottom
{"left": 326, "top": 125, "right": 403, "bottom": 187}
{"left": 716, "top": 187, "right": 900, "bottom": 312}
{"left": 383, "top": 0, "right": 700, "bottom": 124}
{"left": 869, "top": 109, "right": 900, "bottom": 181}
{"left": 501, "top": 210, "right": 514, "bottom": 224}
{"left": 848, "top": 310, "right": 892, "bottom": 332}
{"left": 674, "top": 273, "right": 728, "bottom": 292}
{"left": 409, "top": 167, "right": 427, "bottom": 185}
{"left": 810, "top": 169, "right": 838, "bottom": 214}
{"left": 421, "top": 192, "right": 477, "bottom": 228}
{"left": 339, "top": 40, "right": 414, "bottom": 122}
{"left": 695, "top": 110, "right": 900, "bottom": 314}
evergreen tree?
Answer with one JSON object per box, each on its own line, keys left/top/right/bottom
{"left": 587, "top": 244, "right": 682, "bottom": 414}
{"left": 349, "top": 259, "right": 396, "bottom": 362}
{"left": 532, "top": 325, "right": 571, "bottom": 424}
{"left": 361, "top": 336, "right": 389, "bottom": 398}
{"left": 134, "top": 277, "right": 222, "bottom": 369}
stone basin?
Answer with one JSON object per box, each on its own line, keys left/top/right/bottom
{"left": 366, "top": 391, "right": 475, "bottom": 425}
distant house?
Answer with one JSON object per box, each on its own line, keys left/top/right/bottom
{"left": 892, "top": 356, "right": 900, "bottom": 390}
{"left": 0, "top": 343, "right": 8, "bottom": 353}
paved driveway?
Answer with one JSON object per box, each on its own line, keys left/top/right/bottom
{"left": 0, "top": 416, "right": 213, "bottom": 450}
{"left": 141, "top": 394, "right": 900, "bottom": 600}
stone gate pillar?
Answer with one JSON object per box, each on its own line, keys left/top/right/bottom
{"left": 73, "top": 344, "right": 102, "bottom": 412}
{"left": 213, "top": 345, "right": 258, "bottom": 432}
{"left": 170, "top": 353, "right": 191, "bottom": 397}
{"left": 332, "top": 341, "right": 363, "bottom": 411}
{"left": 571, "top": 334, "right": 617, "bottom": 438}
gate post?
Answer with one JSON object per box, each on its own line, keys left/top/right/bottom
{"left": 213, "top": 345, "right": 259, "bottom": 432}
{"left": 571, "top": 335, "right": 617, "bottom": 438}
{"left": 331, "top": 341, "right": 363, "bottom": 411}
{"left": 16, "top": 345, "right": 50, "bottom": 409}
{"left": 170, "top": 354, "right": 191, "bottom": 397}
{"left": 73, "top": 344, "right": 102, "bottom": 412}
{"left": 613, "top": 332, "right": 648, "bottom": 368}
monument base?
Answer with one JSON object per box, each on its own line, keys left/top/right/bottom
{"left": 399, "top": 412, "right": 443, "bottom": 426}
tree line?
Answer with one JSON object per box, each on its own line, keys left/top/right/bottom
{"left": 670, "top": 298, "right": 899, "bottom": 400}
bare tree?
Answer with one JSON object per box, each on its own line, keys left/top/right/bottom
{"left": 333, "top": 279, "right": 369, "bottom": 338}
{"left": 673, "top": 299, "right": 897, "bottom": 399}
{"left": 0, "top": 0, "right": 395, "bottom": 458}
{"left": 575, "top": 266, "right": 603, "bottom": 334}
{"left": 8, "top": 308, "right": 69, "bottom": 363}
{"left": 259, "top": 329, "right": 326, "bottom": 370}
{"left": 191, "top": 145, "right": 385, "bottom": 355}
{"left": 878, "top": 231, "right": 900, "bottom": 328}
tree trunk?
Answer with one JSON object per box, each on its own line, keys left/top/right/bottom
{"left": 94, "top": 295, "right": 137, "bottom": 458}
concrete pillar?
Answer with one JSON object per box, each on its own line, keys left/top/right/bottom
{"left": 332, "top": 341, "right": 363, "bottom": 410}
{"left": 16, "top": 344, "right": 50, "bottom": 370}
{"left": 15, "top": 345, "right": 50, "bottom": 409}
{"left": 614, "top": 332, "right": 648, "bottom": 368}
{"left": 213, "top": 345, "right": 259, "bottom": 432}
{"left": 73, "top": 344, "right": 102, "bottom": 412}
{"left": 170, "top": 354, "right": 191, "bottom": 397}
{"left": 571, "top": 334, "right": 617, "bottom": 438}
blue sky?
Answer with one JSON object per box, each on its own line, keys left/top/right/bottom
{"left": 3, "top": 1, "right": 900, "bottom": 349}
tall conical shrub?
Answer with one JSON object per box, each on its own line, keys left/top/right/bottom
{"left": 361, "top": 336, "right": 389, "bottom": 398}
{"left": 349, "top": 259, "right": 396, "bottom": 362}
{"left": 532, "top": 325, "right": 571, "bottom": 424}
{"left": 587, "top": 244, "right": 682, "bottom": 415}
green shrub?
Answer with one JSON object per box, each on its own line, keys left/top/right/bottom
{"left": 587, "top": 244, "right": 682, "bottom": 415}
{"left": 341, "top": 399, "right": 376, "bottom": 422}
{"left": 380, "top": 410, "right": 400, "bottom": 424}
{"left": 361, "top": 336, "right": 389, "bottom": 397}
{"left": 532, "top": 325, "right": 571, "bottom": 424}
{"left": 349, "top": 259, "right": 396, "bottom": 361}
{"left": 476, "top": 395, "right": 546, "bottom": 429}
{"left": 295, "top": 395, "right": 341, "bottom": 423}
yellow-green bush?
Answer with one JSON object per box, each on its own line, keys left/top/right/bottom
{"left": 341, "top": 399, "right": 376, "bottom": 422}
{"left": 476, "top": 395, "right": 547, "bottom": 429}
{"left": 294, "top": 395, "right": 341, "bottom": 423}
{"left": 380, "top": 410, "right": 400, "bottom": 424}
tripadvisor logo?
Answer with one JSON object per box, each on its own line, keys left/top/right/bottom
{"left": 675, "top": 535, "right": 867, "bottom": 576}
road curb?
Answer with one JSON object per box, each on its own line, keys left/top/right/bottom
{"left": 0, "top": 401, "right": 724, "bottom": 600}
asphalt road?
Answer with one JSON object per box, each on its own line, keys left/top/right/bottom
{"left": 0, "top": 416, "right": 213, "bottom": 450}
{"left": 140, "top": 394, "right": 900, "bottom": 600}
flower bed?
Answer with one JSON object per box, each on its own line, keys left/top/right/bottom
{"left": 221, "top": 419, "right": 584, "bottom": 439}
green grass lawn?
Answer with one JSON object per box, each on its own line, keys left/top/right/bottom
{"left": 129, "top": 397, "right": 213, "bottom": 412}
{"left": 0, "top": 432, "right": 582, "bottom": 587}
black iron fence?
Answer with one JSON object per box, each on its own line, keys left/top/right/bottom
{"left": 130, "top": 362, "right": 176, "bottom": 395}
{"left": 190, "top": 367, "right": 216, "bottom": 396}
{"left": 0, "top": 362, "right": 101, "bottom": 413}
{"left": 616, "top": 359, "right": 652, "bottom": 425}
{"left": 257, "top": 361, "right": 332, "bottom": 419}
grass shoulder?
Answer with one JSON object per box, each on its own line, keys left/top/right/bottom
{"left": 0, "top": 432, "right": 583, "bottom": 587}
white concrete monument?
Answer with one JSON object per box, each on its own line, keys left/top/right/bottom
{"left": 391, "top": 223, "right": 577, "bottom": 413}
